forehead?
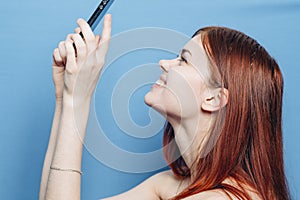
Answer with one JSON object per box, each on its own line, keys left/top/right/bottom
{"left": 183, "top": 34, "right": 209, "bottom": 67}
{"left": 182, "top": 35, "right": 212, "bottom": 81}
{"left": 183, "top": 35, "right": 204, "bottom": 53}
{"left": 183, "top": 35, "right": 209, "bottom": 65}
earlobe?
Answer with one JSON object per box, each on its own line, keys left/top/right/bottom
{"left": 201, "top": 88, "right": 228, "bottom": 112}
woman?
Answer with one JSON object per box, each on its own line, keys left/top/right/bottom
{"left": 39, "top": 14, "right": 290, "bottom": 200}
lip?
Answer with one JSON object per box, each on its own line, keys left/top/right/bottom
{"left": 152, "top": 83, "right": 162, "bottom": 89}
{"left": 151, "top": 74, "right": 167, "bottom": 89}
{"left": 159, "top": 74, "right": 167, "bottom": 84}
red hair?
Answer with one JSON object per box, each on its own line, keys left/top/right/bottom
{"left": 163, "top": 27, "right": 290, "bottom": 200}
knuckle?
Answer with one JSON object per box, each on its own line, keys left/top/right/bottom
{"left": 53, "top": 48, "right": 59, "bottom": 54}
{"left": 53, "top": 50, "right": 61, "bottom": 59}
{"left": 66, "top": 34, "right": 73, "bottom": 41}
{"left": 65, "top": 41, "right": 73, "bottom": 50}
{"left": 59, "top": 41, "right": 64, "bottom": 46}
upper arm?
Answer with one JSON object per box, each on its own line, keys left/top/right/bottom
{"left": 101, "top": 171, "right": 167, "bottom": 200}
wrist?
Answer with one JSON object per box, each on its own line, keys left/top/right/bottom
{"left": 60, "top": 94, "right": 91, "bottom": 137}
{"left": 62, "top": 91, "right": 92, "bottom": 108}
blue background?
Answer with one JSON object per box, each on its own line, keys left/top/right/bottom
{"left": 0, "top": 0, "right": 299, "bottom": 199}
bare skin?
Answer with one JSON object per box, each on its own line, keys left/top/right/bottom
{"left": 40, "top": 14, "right": 261, "bottom": 200}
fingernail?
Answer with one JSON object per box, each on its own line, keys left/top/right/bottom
{"left": 105, "top": 14, "right": 112, "bottom": 20}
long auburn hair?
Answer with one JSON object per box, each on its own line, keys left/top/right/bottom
{"left": 163, "top": 27, "right": 290, "bottom": 200}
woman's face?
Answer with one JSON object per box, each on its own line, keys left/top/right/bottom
{"left": 144, "top": 34, "right": 213, "bottom": 120}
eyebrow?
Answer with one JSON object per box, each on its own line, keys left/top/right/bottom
{"left": 180, "top": 49, "right": 192, "bottom": 56}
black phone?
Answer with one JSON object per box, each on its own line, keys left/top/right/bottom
{"left": 75, "top": 0, "right": 114, "bottom": 54}
{"left": 78, "top": 0, "right": 114, "bottom": 39}
{"left": 87, "top": 0, "right": 115, "bottom": 31}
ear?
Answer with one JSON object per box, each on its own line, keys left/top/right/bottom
{"left": 201, "top": 88, "right": 228, "bottom": 112}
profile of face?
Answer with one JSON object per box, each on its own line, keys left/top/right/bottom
{"left": 144, "top": 34, "right": 224, "bottom": 123}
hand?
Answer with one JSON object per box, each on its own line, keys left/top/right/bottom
{"left": 53, "top": 15, "right": 111, "bottom": 104}
{"left": 62, "top": 14, "right": 112, "bottom": 105}
{"left": 52, "top": 40, "right": 67, "bottom": 100}
{"left": 52, "top": 29, "right": 77, "bottom": 100}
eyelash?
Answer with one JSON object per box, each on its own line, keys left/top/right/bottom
{"left": 177, "top": 55, "right": 188, "bottom": 64}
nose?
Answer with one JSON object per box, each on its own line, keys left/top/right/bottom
{"left": 159, "top": 59, "right": 177, "bottom": 72}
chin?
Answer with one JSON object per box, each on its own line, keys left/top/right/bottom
{"left": 144, "top": 94, "right": 167, "bottom": 119}
{"left": 144, "top": 91, "right": 154, "bottom": 107}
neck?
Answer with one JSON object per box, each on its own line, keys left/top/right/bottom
{"left": 168, "top": 114, "right": 215, "bottom": 182}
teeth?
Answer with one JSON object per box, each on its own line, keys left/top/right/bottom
{"left": 155, "top": 79, "right": 165, "bottom": 86}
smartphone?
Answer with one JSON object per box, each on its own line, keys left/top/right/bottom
{"left": 87, "top": 0, "right": 115, "bottom": 30}
{"left": 76, "top": 0, "right": 114, "bottom": 52}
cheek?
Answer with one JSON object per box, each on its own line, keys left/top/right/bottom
{"left": 164, "top": 70, "right": 202, "bottom": 117}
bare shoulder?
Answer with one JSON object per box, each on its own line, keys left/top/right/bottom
{"left": 103, "top": 171, "right": 261, "bottom": 200}
{"left": 150, "top": 169, "right": 181, "bottom": 196}
{"left": 145, "top": 169, "right": 189, "bottom": 200}
{"left": 102, "top": 170, "right": 176, "bottom": 200}
{"left": 151, "top": 171, "right": 231, "bottom": 200}
{"left": 152, "top": 173, "right": 260, "bottom": 200}
{"left": 182, "top": 188, "right": 262, "bottom": 200}
{"left": 151, "top": 169, "right": 176, "bottom": 182}
{"left": 181, "top": 189, "right": 231, "bottom": 200}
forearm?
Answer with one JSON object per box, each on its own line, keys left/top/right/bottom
{"left": 44, "top": 97, "right": 90, "bottom": 200}
{"left": 42, "top": 14, "right": 111, "bottom": 199}
{"left": 40, "top": 100, "right": 62, "bottom": 200}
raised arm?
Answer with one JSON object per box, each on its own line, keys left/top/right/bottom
{"left": 39, "top": 71, "right": 64, "bottom": 200}
{"left": 39, "top": 31, "right": 69, "bottom": 200}
{"left": 40, "top": 14, "right": 112, "bottom": 200}
{"left": 40, "top": 14, "right": 166, "bottom": 200}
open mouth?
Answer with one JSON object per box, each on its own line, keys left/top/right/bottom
{"left": 155, "top": 79, "right": 165, "bottom": 87}
{"left": 154, "top": 74, "right": 167, "bottom": 87}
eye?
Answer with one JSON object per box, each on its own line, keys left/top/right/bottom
{"left": 177, "top": 55, "right": 188, "bottom": 64}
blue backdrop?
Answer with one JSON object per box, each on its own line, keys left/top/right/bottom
{"left": 0, "top": 0, "right": 299, "bottom": 199}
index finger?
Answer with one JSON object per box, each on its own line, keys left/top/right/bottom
{"left": 100, "top": 14, "right": 112, "bottom": 44}
{"left": 96, "top": 14, "right": 112, "bottom": 65}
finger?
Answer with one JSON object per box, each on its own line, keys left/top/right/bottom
{"left": 66, "top": 34, "right": 73, "bottom": 42}
{"left": 77, "top": 18, "right": 95, "bottom": 42}
{"left": 74, "top": 27, "right": 81, "bottom": 34}
{"left": 53, "top": 48, "right": 64, "bottom": 67}
{"left": 64, "top": 41, "right": 77, "bottom": 73}
{"left": 71, "top": 33, "right": 86, "bottom": 61}
{"left": 58, "top": 41, "right": 67, "bottom": 65}
{"left": 100, "top": 14, "right": 112, "bottom": 44}
{"left": 97, "top": 14, "right": 112, "bottom": 57}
